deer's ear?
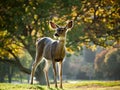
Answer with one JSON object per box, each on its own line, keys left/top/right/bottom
{"left": 49, "top": 21, "right": 59, "bottom": 29}
{"left": 66, "top": 20, "right": 74, "bottom": 29}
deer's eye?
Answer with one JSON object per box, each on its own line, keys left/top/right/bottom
{"left": 60, "top": 29, "right": 65, "bottom": 33}
{"left": 57, "top": 28, "right": 63, "bottom": 32}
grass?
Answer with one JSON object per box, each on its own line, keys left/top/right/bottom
{"left": 0, "top": 80, "right": 120, "bottom": 90}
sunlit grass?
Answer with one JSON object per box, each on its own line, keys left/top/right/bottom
{"left": 0, "top": 80, "right": 120, "bottom": 90}
{"left": 0, "top": 83, "right": 46, "bottom": 90}
{"left": 63, "top": 80, "right": 120, "bottom": 89}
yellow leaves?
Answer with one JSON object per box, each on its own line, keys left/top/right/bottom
{"left": 79, "top": 43, "right": 84, "bottom": 47}
{"left": 96, "top": 8, "right": 105, "bottom": 17}
{"left": 52, "top": 16, "right": 59, "bottom": 21}
{"left": 33, "top": 7, "right": 36, "bottom": 10}
{"left": 31, "top": 21, "right": 35, "bottom": 24}
{"left": 0, "top": 30, "right": 24, "bottom": 59}
{"left": 0, "top": 48, "right": 10, "bottom": 59}
{"left": 107, "top": 24, "right": 114, "bottom": 30}
{"left": 34, "top": 14, "right": 38, "bottom": 20}
{"left": 29, "top": 1, "right": 33, "bottom": 5}
{"left": 7, "top": 43, "right": 24, "bottom": 59}
{"left": 14, "top": 25, "right": 18, "bottom": 30}
{"left": 0, "top": 30, "right": 7, "bottom": 37}
{"left": 37, "top": 21, "right": 40, "bottom": 25}
{"left": 77, "top": 46, "right": 81, "bottom": 50}
{"left": 31, "top": 29, "right": 36, "bottom": 36}
{"left": 71, "top": 11, "right": 77, "bottom": 17}
{"left": 90, "top": 45, "right": 97, "bottom": 51}
{"left": 25, "top": 7, "right": 28, "bottom": 12}
{"left": 66, "top": 47, "right": 74, "bottom": 54}
{"left": 1, "top": 42, "right": 24, "bottom": 59}
{"left": 84, "top": 18, "right": 92, "bottom": 23}
{"left": 21, "top": 36, "right": 25, "bottom": 40}
{"left": 87, "top": 2, "right": 90, "bottom": 6}
{"left": 102, "top": 18, "right": 106, "bottom": 22}
{"left": 85, "top": 44, "right": 97, "bottom": 52}
{"left": 89, "top": 8, "right": 94, "bottom": 13}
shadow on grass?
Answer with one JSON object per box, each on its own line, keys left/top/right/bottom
{"left": 48, "top": 87, "right": 64, "bottom": 90}
{"left": 35, "top": 85, "right": 44, "bottom": 90}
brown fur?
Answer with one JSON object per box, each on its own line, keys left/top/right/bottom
{"left": 30, "top": 21, "right": 73, "bottom": 88}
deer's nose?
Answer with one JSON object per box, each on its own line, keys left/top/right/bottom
{"left": 54, "top": 33, "right": 59, "bottom": 37}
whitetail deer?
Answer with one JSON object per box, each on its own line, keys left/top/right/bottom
{"left": 30, "top": 20, "right": 74, "bottom": 88}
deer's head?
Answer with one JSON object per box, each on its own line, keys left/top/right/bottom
{"left": 50, "top": 21, "right": 74, "bottom": 38}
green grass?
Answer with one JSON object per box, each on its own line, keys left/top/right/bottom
{"left": 0, "top": 81, "right": 120, "bottom": 90}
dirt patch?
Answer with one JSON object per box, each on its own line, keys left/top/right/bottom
{"left": 75, "top": 86, "right": 120, "bottom": 90}
{"left": 75, "top": 84, "right": 103, "bottom": 88}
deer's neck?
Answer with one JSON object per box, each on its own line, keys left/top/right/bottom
{"left": 58, "top": 37, "right": 66, "bottom": 45}
{"left": 55, "top": 36, "right": 66, "bottom": 60}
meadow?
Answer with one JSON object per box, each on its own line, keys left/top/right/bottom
{"left": 0, "top": 81, "right": 120, "bottom": 90}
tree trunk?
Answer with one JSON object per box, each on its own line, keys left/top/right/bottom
{"left": 0, "top": 58, "right": 31, "bottom": 75}
{"left": 20, "top": 73, "right": 23, "bottom": 83}
{"left": 0, "top": 62, "right": 6, "bottom": 82}
{"left": 8, "top": 65, "right": 12, "bottom": 83}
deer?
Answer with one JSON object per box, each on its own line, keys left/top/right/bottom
{"left": 29, "top": 20, "right": 74, "bottom": 88}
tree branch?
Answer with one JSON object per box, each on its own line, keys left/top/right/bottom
{"left": 1, "top": 48, "right": 31, "bottom": 74}
{"left": 0, "top": 57, "right": 31, "bottom": 74}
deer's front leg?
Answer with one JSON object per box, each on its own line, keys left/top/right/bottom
{"left": 52, "top": 61, "right": 58, "bottom": 88}
{"left": 59, "top": 61, "right": 63, "bottom": 88}
{"left": 43, "top": 60, "right": 51, "bottom": 88}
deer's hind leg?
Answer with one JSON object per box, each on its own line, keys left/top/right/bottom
{"left": 30, "top": 48, "right": 43, "bottom": 84}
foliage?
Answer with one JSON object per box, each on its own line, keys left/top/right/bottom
{"left": 78, "top": 0, "right": 120, "bottom": 48}
{"left": 94, "top": 48, "right": 120, "bottom": 79}
{"left": 104, "top": 49, "right": 120, "bottom": 79}
{"left": 0, "top": 0, "right": 120, "bottom": 84}
{"left": 0, "top": 0, "right": 82, "bottom": 84}
{"left": 1, "top": 0, "right": 119, "bottom": 57}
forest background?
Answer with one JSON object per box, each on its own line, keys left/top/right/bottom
{"left": 0, "top": 0, "right": 120, "bottom": 84}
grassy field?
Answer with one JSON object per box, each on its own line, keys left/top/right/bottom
{"left": 0, "top": 81, "right": 120, "bottom": 90}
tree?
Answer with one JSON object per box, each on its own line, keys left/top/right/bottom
{"left": 74, "top": 0, "right": 120, "bottom": 48}
{"left": 1, "top": 0, "right": 119, "bottom": 83}
{"left": 0, "top": 0, "right": 82, "bottom": 84}
{"left": 0, "top": 0, "right": 85, "bottom": 83}
{"left": 104, "top": 49, "right": 120, "bottom": 79}
{"left": 94, "top": 48, "right": 120, "bottom": 80}
{"left": 94, "top": 49, "right": 109, "bottom": 79}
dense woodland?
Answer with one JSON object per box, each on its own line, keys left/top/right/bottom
{"left": 0, "top": 0, "right": 120, "bottom": 84}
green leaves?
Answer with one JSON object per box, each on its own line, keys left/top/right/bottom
{"left": 0, "top": 0, "right": 120, "bottom": 58}
{"left": 79, "top": 0, "right": 120, "bottom": 48}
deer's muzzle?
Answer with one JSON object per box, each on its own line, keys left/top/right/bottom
{"left": 54, "top": 33, "right": 59, "bottom": 37}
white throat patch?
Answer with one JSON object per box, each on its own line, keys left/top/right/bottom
{"left": 59, "top": 37, "right": 66, "bottom": 41}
